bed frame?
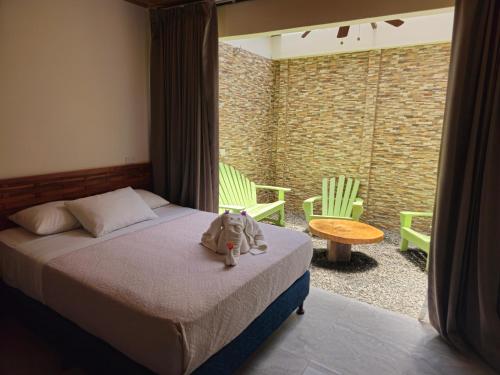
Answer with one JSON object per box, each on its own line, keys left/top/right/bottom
{"left": 0, "top": 163, "right": 152, "bottom": 231}
{"left": 0, "top": 163, "right": 310, "bottom": 374}
{"left": 2, "top": 272, "right": 309, "bottom": 374}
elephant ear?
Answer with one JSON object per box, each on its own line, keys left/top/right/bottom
{"left": 244, "top": 216, "right": 264, "bottom": 237}
{"left": 243, "top": 215, "right": 255, "bottom": 233}
{"left": 205, "top": 215, "right": 224, "bottom": 237}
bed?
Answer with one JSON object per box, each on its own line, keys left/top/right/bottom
{"left": 0, "top": 163, "right": 313, "bottom": 375}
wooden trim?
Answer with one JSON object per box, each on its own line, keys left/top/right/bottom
{"left": 123, "top": 0, "right": 248, "bottom": 8}
{"left": 124, "top": 0, "right": 151, "bottom": 7}
{"left": 0, "top": 163, "right": 152, "bottom": 231}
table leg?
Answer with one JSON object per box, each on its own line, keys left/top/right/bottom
{"left": 327, "top": 241, "right": 352, "bottom": 262}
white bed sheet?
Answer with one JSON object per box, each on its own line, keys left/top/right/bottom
{"left": 0, "top": 205, "right": 313, "bottom": 374}
{"left": 0, "top": 204, "right": 195, "bottom": 302}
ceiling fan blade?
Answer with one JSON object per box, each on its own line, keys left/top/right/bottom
{"left": 385, "top": 19, "right": 404, "bottom": 27}
{"left": 337, "top": 25, "right": 350, "bottom": 38}
{"left": 301, "top": 31, "right": 311, "bottom": 38}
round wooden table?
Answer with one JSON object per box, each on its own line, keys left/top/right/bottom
{"left": 309, "top": 219, "right": 384, "bottom": 262}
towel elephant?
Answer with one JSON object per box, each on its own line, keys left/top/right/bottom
{"left": 201, "top": 211, "right": 268, "bottom": 266}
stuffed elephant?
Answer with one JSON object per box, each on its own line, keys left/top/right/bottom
{"left": 201, "top": 211, "right": 268, "bottom": 266}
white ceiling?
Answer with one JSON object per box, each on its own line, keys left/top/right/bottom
{"left": 224, "top": 11, "right": 454, "bottom": 60}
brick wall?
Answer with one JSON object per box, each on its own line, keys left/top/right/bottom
{"left": 219, "top": 43, "right": 277, "bottom": 189}
{"left": 365, "top": 45, "right": 449, "bottom": 231}
{"left": 219, "top": 42, "right": 451, "bottom": 231}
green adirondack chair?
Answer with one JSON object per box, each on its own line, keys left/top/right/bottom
{"left": 219, "top": 163, "right": 291, "bottom": 226}
{"left": 400, "top": 211, "right": 432, "bottom": 270}
{"left": 303, "top": 176, "right": 364, "bottom": 223}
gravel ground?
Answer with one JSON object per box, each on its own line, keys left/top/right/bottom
{"left": 283, "top": 213, "right": 428, "bottom": 319}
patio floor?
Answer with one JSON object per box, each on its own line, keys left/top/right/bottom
{"left": 284, "top": 213, "right": 428, "bottom": 319}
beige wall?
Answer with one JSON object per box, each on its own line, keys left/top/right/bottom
{"left": 0, "top": 0, "right": 150, "bottom": 179}
{"left": 218, "top": 0, "right": 454, "bottom": 38}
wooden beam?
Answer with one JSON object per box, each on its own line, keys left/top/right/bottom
{"left": 123, "top": 0, "right": 246, "bottom": 8}
{"left": 123, "top": 0, "right": 151, "bottom": 7}
{"left": 123, "top": 0, "right": 204, "bottom": 8}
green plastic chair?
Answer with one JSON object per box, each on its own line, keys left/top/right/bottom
{"left": 303, "top": 176, "right": 364, "bottom": 223}
{"left": 400, "top": 211, "right": 432, "bottom": 270}
{"left": 219, "top": 162, "right": 291, "bottom": 226}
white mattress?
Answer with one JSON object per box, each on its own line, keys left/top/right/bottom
{"left": 0, "top": 205, "right": 313, "bottom": 374}
{"left": 0, "top": 204, "right": 195, "bottom": 301}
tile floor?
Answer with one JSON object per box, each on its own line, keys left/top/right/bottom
{"left": 237, "top": 288, "right": 497, "bottom": 375}
{"left": 1, "top": 288, "right": 496, "bottom": 375}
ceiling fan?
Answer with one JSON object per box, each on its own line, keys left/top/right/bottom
{"left": 301, "top": 19, "right": 405, "bottom": 39}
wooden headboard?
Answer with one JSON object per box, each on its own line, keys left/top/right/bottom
{"left": 0, "top": 163, "right": 152, "bottom": 231}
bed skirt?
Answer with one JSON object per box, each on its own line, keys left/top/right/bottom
{"left": 2, "top": 270, "right": 310, "bottom": 374}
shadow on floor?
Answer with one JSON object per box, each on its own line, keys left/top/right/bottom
{"left": 311, "top": 249, "right": 378, "bottom": 273}
{"left": 398, "top": 248, "right": 428, "bottom": 272}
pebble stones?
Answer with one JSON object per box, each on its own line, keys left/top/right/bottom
{"left": 284, "top": 213, "right": 428, "bottom": 319}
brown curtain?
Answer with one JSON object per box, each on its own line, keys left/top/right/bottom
{"left": 429, "top": 0, "right": 499, "bottom": 371}
{"left": 150, "top": 0, "right": 219, "bottom": 212}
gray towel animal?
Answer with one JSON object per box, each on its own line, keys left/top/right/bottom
{"left": 201, "top": 211, "right": 268, "bottom": 266}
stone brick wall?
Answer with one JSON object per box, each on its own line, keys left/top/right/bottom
{"left": 219, "top": 42, "right": 451, "bottom": 231}
{"left": 274, "top": 50, "right": 375, "bottom": 210}
{"left": 219, "top": 42, "right": 277, "bottom": 189}
{"left": 365, "top": 45, "right": 450, "bottom": 231}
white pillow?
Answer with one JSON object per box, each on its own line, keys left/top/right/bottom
{"left": 9, "top": 201, "right": 80, "bottom": 235}
{"left": 134, "top": 189, "right": 169, "bottom": 209}
{"left": 65, "top": 187, "right": 158, "bottom": 237}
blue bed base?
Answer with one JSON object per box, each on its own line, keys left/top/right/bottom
{"left": 195, "top": 270, "right": 310, "bottom": 374}
{"left": 2, "top": 270, "right": 310, "bottom": 374}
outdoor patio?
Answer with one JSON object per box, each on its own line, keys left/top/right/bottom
{"left": 283, "top": 213, "right": 428, "bottom": 319}
{"left": 219, "top": 29, "right": 448, "bottom": 319}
